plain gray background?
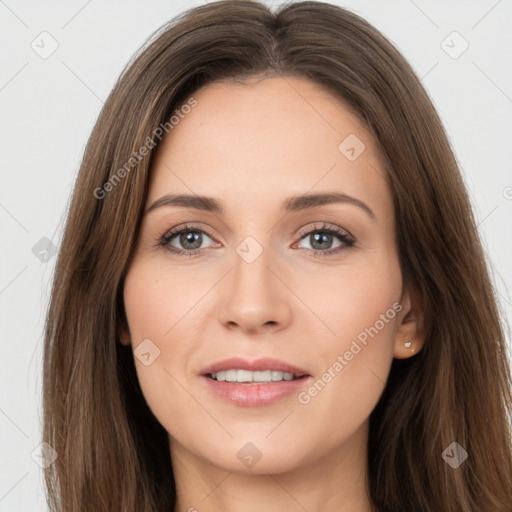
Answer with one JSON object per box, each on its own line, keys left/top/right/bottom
{"left": 1, "top": 0, "right": 511, "bottom": 510}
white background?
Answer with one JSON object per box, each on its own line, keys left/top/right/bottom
{"left": 1, "top": 0, "right": 511, "bottom": 510}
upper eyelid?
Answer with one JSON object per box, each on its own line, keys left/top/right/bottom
{"left": 162, "top": 222, "right": 353, "bottom": 245}
{"left": 297, "top": 222, "right": 352, "bottom": 239}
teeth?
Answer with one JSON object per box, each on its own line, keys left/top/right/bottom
{"left": 210, "top": 370, "right": 299, "bottom": 383}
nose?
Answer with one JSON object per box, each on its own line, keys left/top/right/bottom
{"left": 218, "top": 243, "right": 292, "bottom": 335}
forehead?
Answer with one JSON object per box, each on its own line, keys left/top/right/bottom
{"left": 147, "top": 76, "right": 390, "bottom": 217}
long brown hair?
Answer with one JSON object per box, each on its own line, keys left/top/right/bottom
{"left": 42, "top": 1, "right": 512, "bottom": 510}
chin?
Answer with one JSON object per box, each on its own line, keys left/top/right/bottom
{"left": 189, "top": 435, "right": 312, "bottom": 475}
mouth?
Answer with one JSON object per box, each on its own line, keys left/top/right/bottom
{"left": 199, "top": 357, "right": 312, "bottom": 407}
{"left": 200, "top": 356, "right": 310, "bottom": 382}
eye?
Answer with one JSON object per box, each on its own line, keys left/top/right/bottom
{"left": 157, "top": 224, "right": 218, "bottom": 257}
{"left": 294, "top": 223, "right": 355, "bottom": 257}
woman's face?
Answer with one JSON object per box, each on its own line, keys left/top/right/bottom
{"left": 121, "top": 76, "right": 415, "bottom": 475}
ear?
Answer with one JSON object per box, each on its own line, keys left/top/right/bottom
{"left": 393, "top": 285, "right": 426, "bottom": 359}
{"left": 117, "top": 297, "right": 131, "bottom": 346}
{"left": 118, "top": 324, "right": 131, "bottom": 346}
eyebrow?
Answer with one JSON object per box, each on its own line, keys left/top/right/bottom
{"left": 145, "top": 192, "right": 376, "bottom": 222}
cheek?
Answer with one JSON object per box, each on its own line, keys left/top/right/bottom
{"left": 307, "top": 250, "right": 401, "bottom": 352}
{"left": 121, "top": 260, "right": 196, "bottom": 423}
{"left": 296, "top": 265, "right": 401, "bottom": 440}
{"left": 122, "top": 258, "right": 206, "bottom": 343}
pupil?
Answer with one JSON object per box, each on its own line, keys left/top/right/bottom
{"left": 312, "top": 232, "right": 331, "bottom": 250}
{"left": 181, "top": 231, "right": 201, "bottom": 249}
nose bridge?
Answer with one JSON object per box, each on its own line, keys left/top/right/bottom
{"left": 233, "top": 234, "right": 272, "bottom": 292}
{"left": 218, "top": 233, "right": 290, "bottom": 332}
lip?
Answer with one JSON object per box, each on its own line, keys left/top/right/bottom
{"left": 200, "top": 357, "right": 312, "bottom": 407}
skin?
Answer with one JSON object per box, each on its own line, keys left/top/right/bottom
{"left": 120, "top": 76, "right": 425, "bottom": 512}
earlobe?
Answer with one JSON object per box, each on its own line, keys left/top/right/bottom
{"left": 394, "top": 339, "right": 422, "bottom": 359}
{"left": 118, "top": 329, "right": 131, "bottom": 346}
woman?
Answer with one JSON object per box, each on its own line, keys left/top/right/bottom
{"left": 42, "top": 1, "right": 512, "bottom": 510}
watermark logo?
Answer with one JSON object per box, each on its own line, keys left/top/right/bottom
{"left": 32, "top": 237, "right": 58, "bottom": 263}
{"left": 31, "top": 31, "right": 59, "bottom": 59}
{"left": 31, "top": 442, "right": 58, "bottom": 468}
{"left": 133, "top": 338, "right": 161, "bottom": 366}
{"left": 237, "top": 441, "right": 262, "bottom": 468}
{"left": 441, "top": 31, "right": 469, "bottom": 60}
{"left": 442, "top": 441, "right": 468, "bottom": 468}
{"left": 338, "top": 133, "right": 366, "bottom": 161}
{"left": 236, "top": 236, "right": 263, "bottom": 264}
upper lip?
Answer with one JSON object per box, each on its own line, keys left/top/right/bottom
{"left": 200, "top": 357, "right": 310, "bottom": 377}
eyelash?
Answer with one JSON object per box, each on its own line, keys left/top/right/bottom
{"left": 156, "top": 222, "right": 356, "bottom": 259}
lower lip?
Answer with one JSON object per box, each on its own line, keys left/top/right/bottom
{"left": 201, "top": 375, "right": 312, "bottom": 407}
